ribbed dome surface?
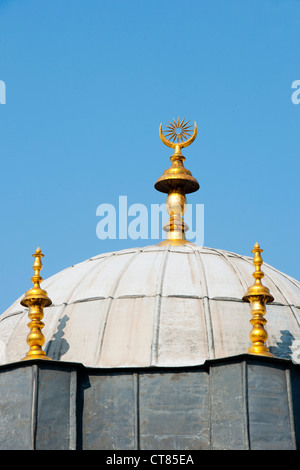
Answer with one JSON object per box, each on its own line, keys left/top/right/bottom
{"left": 1, "top": 244, "right": 300, "bottom": 367}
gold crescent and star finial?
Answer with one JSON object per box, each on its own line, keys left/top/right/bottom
{"left": 159, "top": 117, "right": 197, "bottom": 155}
{"left": 155, "top": 117, "right": 199, "bottom": 246}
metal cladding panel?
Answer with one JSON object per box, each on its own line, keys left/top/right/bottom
{"left": 209, "top": 299, "right": 251, "bottom": 359}
{"left": 0, "top": 313, "right": 22, "bottom": 364}
{"left": 35, "top": 365, "right": 74, "bottom": 450}
{"left": 44, "top": 259, "right": 98, "bottom": 306}
{"left": 267, "top": 306, "right": 300, "bottom": 360}
{"left": 0, "top": 355, "right": 300, "bottom": 450}
{"left": 262, "top": 264, "right": 300, "bottom": 308}
{"left": 200, "top": 251, "right": 247, "bottom": 300}
{"left": 47, "top": 300, "right": 110, "bottom": 364}
{"left": 0, "top": 366, "right": 33, "bottom": 450}
{"left": 156, "top": 297, "right": 208, "bottom": 366}
{"left": 113, "top": 250, "right": 165, "bottom": 298}
{"left": 210, "top": 362, "right": 247, "bottom": 450}
{"left": 290, "top": 366, "right": 300, "bottom": 448}
{"left": 247, "top": 362, "right": 295, "bottom": 450}
{"left": 82, "top": 372, "right": 136, "bottom": 450}
{"left": 2, "top": 311, "right": 30, "bottom": 365}
{"left": 98, "top": 297, "right": 156, "bottom": 368}
{"left": 0, "top": 362, "right": 79, "bottom": 450}
{"left": 139, "top": 370, "right": 210, "bottom": 450}
{"left": 161, "top": 249, "right": 203, "bottom": 298}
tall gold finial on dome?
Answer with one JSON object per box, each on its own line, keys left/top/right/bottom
{"left": 243, "top": 242, "right": 274, "bottom": 357}
{"left": 20, "top": 247, "right": 52, "bottom": 361}
{"left": 155, "top": 117, "right": 199, "bottom": 245}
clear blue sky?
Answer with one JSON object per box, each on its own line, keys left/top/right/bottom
{"left": 0, "top": 0, "right": 299, "bottom": 312}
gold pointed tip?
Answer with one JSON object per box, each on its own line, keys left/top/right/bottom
{"left": 33, "top": 246, "right": 44, "bottom": 258}
{"left": 251, "top": 242, "right": 263, "bottom": 254}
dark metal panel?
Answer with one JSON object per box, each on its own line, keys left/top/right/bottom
{"left": 82, "top": 372, "right": 136, "bottom": 450}
{"left": 0, "top": 355, "right": 300, "bottom": 450}
{"left": 210, "top": 361, "right": 248, "bottom": 450}
{"left": 35, "top": 364, "right": 73, "bottom": 450}
{"left": 0, "top": 365, "right": 33, "bottom": 450}
{"left": 290, "top": 365, "right": 300, "bottom": 448}
{"left": 69, "top": 369, "right": 78, "bottom": 449}
{"left": 247, "top": 362, "right": 295, "bottom": 450}
{"left": 139, "top": 370, "right": 210, "bottom": 450}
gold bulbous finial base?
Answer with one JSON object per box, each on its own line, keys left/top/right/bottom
{"left": 243, "top": 243, "right": 274, "bottom": 357}
{"left": 20, "top": 303, "right": 51, "bottom": 361}
{"left": 154, "top": 153, "right": 199, "bottom": 195}
{"left": 248, "top": 346, "right": 274, "bottom": 357}
{"left": 20, "top": 248, "right": 52, "bottom": 362}
{"left": 21, "top": 352, "right": 52, "bottom": 361}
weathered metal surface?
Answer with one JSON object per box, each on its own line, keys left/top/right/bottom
{"left": 210, "top": 362, "right": 248, "bottom": 449}
{"left": 138, "top": 370, "right": 210, "bottom": 450}
{"left": 82, "top": 372, "right": 136, "bottom": 450}
{"left": 35, "top": 364, "right": 77, "bottom": 450}
{"left": 0, "top": 355, "right": 298, "bottom": 450}
{"left": 0, "top": 365, "right": 33, "bottom": 450}
{"left": 0, "top": 245, "right": 299, "bottom": 368}
{"left": 247, "top": 363, "right": 295, "bottom": 450}
{"left": 290, "top": 365, "right": 300, "bottom": 448}
{"left": 0, "top": 362, "right": 78, "bottom": 450}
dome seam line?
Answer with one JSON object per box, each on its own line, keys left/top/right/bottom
{"left": 190, "top": 245, "right": 215, "bottom": 360}
{"left": 151, "top": 246, "right": 169, "bottom": 367}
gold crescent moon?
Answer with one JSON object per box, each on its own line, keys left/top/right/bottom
{"left": 159, "top": 121, "right": 197, "bottom": 149}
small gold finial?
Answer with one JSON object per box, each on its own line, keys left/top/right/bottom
{"left": 155, "top": 118, "right": 199, "bottom": 246}
{"left": 243, "top": 243, "right": 274, "bottom": 357}
{"left": 20, "top": 247, "right": 52, "bottom": 361}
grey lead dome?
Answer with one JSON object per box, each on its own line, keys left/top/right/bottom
{"left": 1, "top": 244, "right": 300, "bottom": 367}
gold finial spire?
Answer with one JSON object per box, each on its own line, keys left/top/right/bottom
{"left": 155, "top": 118, "right": 199, "bottom": 245}
{"left": 20, "top": 247, "right": 52, "bottom": 361}
{"left": 242, "top": 242, "right": 274, "bottom": 357}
